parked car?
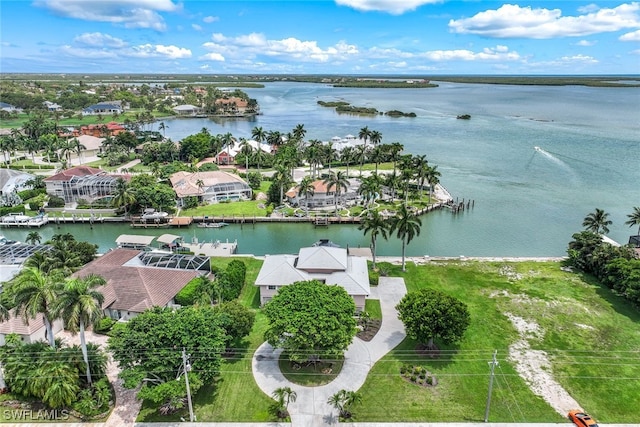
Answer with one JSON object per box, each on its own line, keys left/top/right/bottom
{"left": 568, "top": 410, "right": 599, "bottom": 427}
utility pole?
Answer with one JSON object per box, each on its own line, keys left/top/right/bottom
{"left": 182, "top": 348, "right": 195, "bottom": 422}
{"left": 484, "top": 350, "right": 498, "bottom": 423}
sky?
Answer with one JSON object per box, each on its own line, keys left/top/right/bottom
{"left": 1, "top": 0, "right": 639, "bottom": 75}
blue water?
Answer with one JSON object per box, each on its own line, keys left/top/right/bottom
{"left": 3, "top": 82, "right": 639, "bottom": 256}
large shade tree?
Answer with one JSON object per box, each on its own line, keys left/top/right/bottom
{"left": 263, "top": 280, "right": 357, "bottom": 362}
{"left": 108, "top": 306, "right": 226, "bottom": 390}
{"left": 396, "top": 289, "right": 470, "bottom": 349}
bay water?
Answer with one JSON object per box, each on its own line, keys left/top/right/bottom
{"left": 3, "top": 81, "right": 639, "bottom": 256}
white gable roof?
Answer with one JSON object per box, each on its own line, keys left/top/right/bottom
{"left": 255, "top": 247, "right": 370, "bottom": 297}
{"left": 255, "top": 254, "right": 309, "bottom": 286}
{"left": 297, "top": 246, "right": 348, "bottom": 271}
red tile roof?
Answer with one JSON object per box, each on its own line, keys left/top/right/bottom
{"left": 73, "top": 249, "right": 201, "bottom": 313}
{"left": 44, "top": 165, "right": 103, "bottom": 182}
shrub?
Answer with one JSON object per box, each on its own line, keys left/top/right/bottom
{"left": 174, "top": 278, "right": 200, "bottom": 306}
{"left": 369, "top": 270, "right": 379, "bottom": 287}
{"left": 410, "top": 376, "right": 417, "bottom": 382}
{"left": 219, "top": 260, "right": 246, "bottom": 301}
{"left": 47, "top": 195, "right": 66, "bottom": 208}
{"left": 94, "top": 317, "right": 116, "bottom": 334}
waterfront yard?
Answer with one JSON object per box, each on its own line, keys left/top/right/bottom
{"left": 353, "top": 261, "right": 640, "bottom": 423}
{"left": 136, "top": 259, "right": 640, "bottom": 423}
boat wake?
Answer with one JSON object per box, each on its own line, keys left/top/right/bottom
{"left": 532, "top": 146, "right": 579, "bottom": 181}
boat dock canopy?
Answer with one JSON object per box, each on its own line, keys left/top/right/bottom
{"left": 116, "top": 234, "right": 155, "bottom": 248}
{"left": 157, "top": 234, "right": 182, "bottom": 245}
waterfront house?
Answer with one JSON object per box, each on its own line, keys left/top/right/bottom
{"left": 255, "top": 245, "right": 370, "bottom": 311}
{"left": 0, "top": 310, "right": 64, "bottom": 345}
{"left": 79, "top": 122, "right": 126, "bottom": 137}
{"left": 44, "top": 165, "right": 129, "bottom": 204}
{"left": 173, "top": 104, "right": 202, "bottom": 116}
{"left": 285, "top": 178, "right": 360, "bottom": 208}
{"left": 75, "top": 135, "right": 106, "bottom": 158}
{"left": 0, "top": 169, "right": 34, "bottom": 207}
{"left": 215, "top": 96, "right": 248, "bottom": 115}
{"left": 170, "top": 170, "right": 252, "bottom": 206}
{"left": 73, "top": 248, "right": 205, "bottom": 321}
{"left": 215, "top": 139, "right": 270, "bottom": 166}
{"left": 82, "top": 101, "right": 125, "bottom": 116}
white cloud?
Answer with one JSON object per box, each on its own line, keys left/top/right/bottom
{"left": 203, "top": 15, "right": 219, "bottom": 23}
{"left": 526, "top": 54, "right": 599, "bottom": 69}
{"left": 449, "top": 3, "right": 640, "bottom": 38}
{"left": 578, "top": 4, "right": 601, "bottom": 14}
{"left": 576, "top": 39, "right": 596, "bottom": 46}
{"left": 34, "top": 0, "right": 180, "bottom": 31}
{"left": 58, "top": 45, "right": 118, "bottom": 59}
{"left": 620, "top": 29, "right": 640, "bottom": 40}
{"left": 74, "top": 32, "right": 127, "bottom": 48}
{"left": 201, "top": 33, "right": 358, "bottom": 63}
{"left": 129, "top": 44, "right": 192, "bottom": 59}
{"left": 200, "top": 52, "right": 225, "bottom": 61}
{"left": 421, "top": 45, "right": 521, "bottom": 61}
{"left": 335, "top": 0, "right": 440, "bottom": 15}
{"left": 631, "top": 48, "right": 640, "bottom": 54}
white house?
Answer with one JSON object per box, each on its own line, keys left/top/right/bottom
{"left": 82, "top": 101, "right": 124, "bottom": 116}
{"left": 0, "top": 310, "right": 64, "bottom": 346}
{"left": 173, "top": 104, "right": 202, "bottom": 116}
{"left": 285, "top": 178, "right": 360, "bottom": 209}
{"left": 170, "top": 171, "right": 252, "bottom": 206}
{"left": 0, "top": 169, "right": 34, "bottom": 207}
{"left": 255, "top": 246, "right": 370, "bottom": 311}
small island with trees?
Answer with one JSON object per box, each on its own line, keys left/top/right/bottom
{"left": 317, "top": 101, "right": 416, "bottom": 117}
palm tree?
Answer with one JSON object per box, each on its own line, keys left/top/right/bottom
{"left": 358, "top": 174, "right": 381, "bottom": 208}
{"left": 292, "top": 123, "right": 306, "bottom": 142}
{"left": 26, "top": 231, "right": 41, "bottom": 245}
{"left": 14, "top": 267, "right": 64, "bottom": 348}
{"left": 323, "top": 170, "right": 349, "bottom": 215}
{"left": 391, "top": 204, "right": 422, "bottom": 272}
{"left": 196, "top": 178, "right": 205, "bottom": 196}
{"left": 625, "top": 206, "right": 640, "bottom": 235}
{"left": 359, "top": 210, "right": 390, "bottom": 269}
{"left": 327, "top": 389, "right": 361, "bottom": 419}
{"left": 582, "top": 208, "right": 612, "bottom": 234}
{"left": 358, "top": 126, "right": 371, "bottom": 148}
{"left": 324, "top": 142, "right": 337, "bottom": 173}
{"left": 158, "top": 121, "right": 168, "bottom": 137}
{"left": 389, "top": 142, "right": 404, "bottom": 174}
{"left": 426, "top": 165, "right": 441, "bottom": 202}
{"left": 369, "top": 130, "right": 382, "bottom": 147}
{"left": 355, "top": 144, "right": 368, "bottom": 177}
{"left": 33, "top": 361, "right": 80, "bottom": 409}
{"left": 54, "top": 274, "right": 106, "bottom": 385}
{"left": 71, "top": 137, "right": 86, "bottom": 165}
{"left": 297, "top": 176, "right": 315, "bottom": 208}
{"left": 251, "top": 126, "right": 266, "bottom": 145}
{"left": 112, "top": 177, "right": 136, "bottom": 217}
{"left": 239, "top": 138, "right": 253, "bottom": 171}
{"left": 341, "top": 146, "right": 354, "bottom": 177}
{"left": 272, "top": 386, "right": 297, "bottom": 418}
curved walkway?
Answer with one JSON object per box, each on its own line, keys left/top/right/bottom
{"left": 252, "top": 277, "right": 407, "bottom": 426}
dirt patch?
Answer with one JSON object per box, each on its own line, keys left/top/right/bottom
{"left": 415, "top": 342, "right": 442, "bottom": 358}
{"left": 505, "top": 312, "right": 581, "bottom": 416}
{"left": 356, "top": 319, "right": 381, "bottom": 342}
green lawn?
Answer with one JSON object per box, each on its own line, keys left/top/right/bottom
{"left": 180, "top": 182, "right": 271, "bottom": 218}
{"left": 352, "top": 261, "right": 640, "bottom": 423}
{"left": 137, "top": 257, "right": 274, "bottom": 422}
{"left": 364, "top": 299, "right": 382, "bottom": 320}
{"left": 135, "top": 258, "right": 640, "bottom": 423}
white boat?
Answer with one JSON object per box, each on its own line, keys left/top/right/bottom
{"left": 0, "top": 236, "right": 18, "bottom": 245}
{"left": 141, "top": 209, "right": 169, "bottom": 220}
{"left": 312, "top": 239, "right": 340, "bottom": 248}
{"left": 198, "top": 222, "right": 229, "bottom": 228}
